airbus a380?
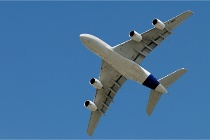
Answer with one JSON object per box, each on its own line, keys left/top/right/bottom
{"left": 80, "top": 10, "right": 193, "bottom": 136}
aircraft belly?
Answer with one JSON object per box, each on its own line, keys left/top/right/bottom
{"left": 104, "top": 49, "right": 149, "bottom": 83}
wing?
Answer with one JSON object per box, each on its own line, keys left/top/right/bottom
{"left": 87, "top": 60, "right": 127, "bottom": 136}
{"left": 113, "top": 10, "right": 193, "bottom": 64}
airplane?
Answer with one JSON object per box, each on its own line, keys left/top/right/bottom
{"left": 80, "top": 10, "right": 193, "bottom": 136}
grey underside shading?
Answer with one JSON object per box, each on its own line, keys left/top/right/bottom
{"left": 87, "top": 10, "right": 193, "bottom": 136}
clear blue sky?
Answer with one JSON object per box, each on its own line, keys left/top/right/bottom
{"left": 0, "top": 1, "right": 209, "bottom": 139}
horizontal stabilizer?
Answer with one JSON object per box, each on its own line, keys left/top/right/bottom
{"left": 158, "top": 68, "right": 188, "bottom": 88}
{"left": 146, "top": 90, "right": 162, "bottom": 116}
{"left": 146, "top": 68, "right": 188, "bottom": 116}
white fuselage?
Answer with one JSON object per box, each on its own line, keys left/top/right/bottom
{"left": 80, "top": 34, "right": 167, "bottom": 93}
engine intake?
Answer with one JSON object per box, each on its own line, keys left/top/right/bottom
{"left": 90, "top": 78, "right": 103, "bottom": 89}
{"left": 129, "top": 30, "right": 142, "bottom": 42}
{"left": 152, "top": 19, "right": 165, "bottom": 30}
{"left": 84, "top": 100, "right": 97, "bottom": 111}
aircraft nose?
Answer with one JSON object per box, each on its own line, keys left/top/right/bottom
{"left": 80, "top": 34, "right": 87, "bottom": 41}
{"left": 80, "top": 34, "right": 86, "bottom": 39}
{"left": 80, "top": 34, "right": 91, "bottom": 46}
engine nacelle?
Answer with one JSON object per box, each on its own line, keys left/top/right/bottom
{"left": 84, "top": 100, "right": 97, "bottom": 111}
{"left": 90, "top": 78, "right": 103, "bottom": 89}
{"left": 129, "top": 30, "right": 142, "bottom": 42}
{"left": 152, "top": 19, "right": 165, "bottom": 30}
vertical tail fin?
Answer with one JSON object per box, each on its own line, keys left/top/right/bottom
{"left": 146, "top": 68, "right": 188, "bottom": 116}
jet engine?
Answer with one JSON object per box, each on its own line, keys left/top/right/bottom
{"left": 129, "top": 30, "right": 142, "bottom": 42}
{"left": 90, "top": 78, "right": 103, "bottom": 89}
{"left": 152, "top": 19, "right": 165, "bottom": 30}
{"left": 84, "top": 100, "right": 97, "bottom": 111}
